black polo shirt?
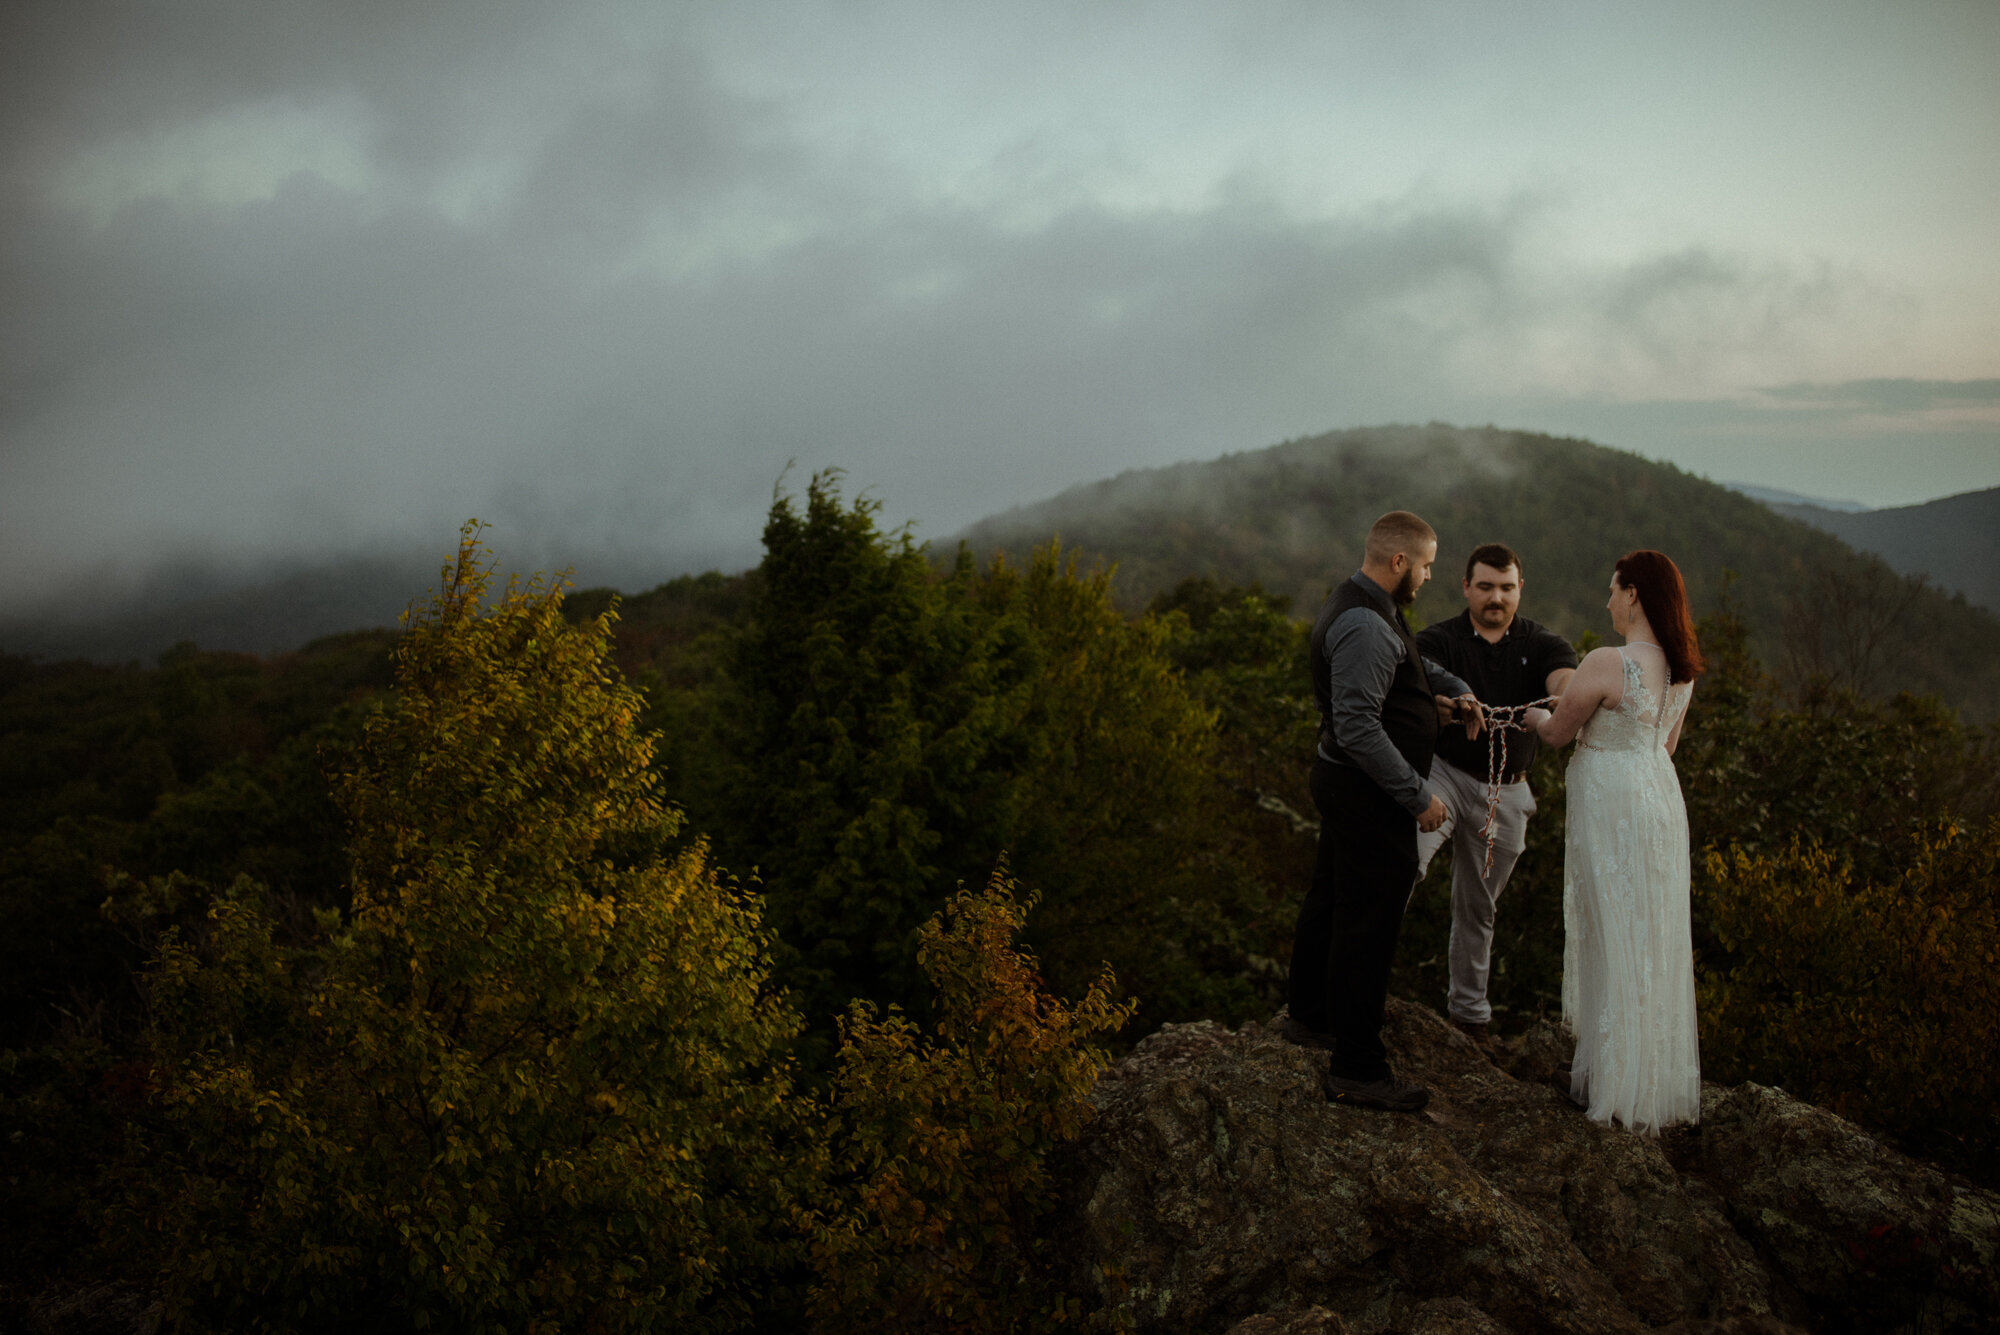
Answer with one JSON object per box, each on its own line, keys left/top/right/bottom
{"left": 1415, "top": 610, "right": 1579, "bottom": 779}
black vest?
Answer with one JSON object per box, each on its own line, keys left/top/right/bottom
{"left": 1311, "top": 576, "right": 1439, "bottom": 778}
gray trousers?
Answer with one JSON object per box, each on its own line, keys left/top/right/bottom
{"left": 1415, "top": 758, "right": 1537, "bottom": 1026}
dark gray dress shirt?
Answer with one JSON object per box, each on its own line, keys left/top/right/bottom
{"left": 1316, "top": 571, "right": 1472, "bottom": 816}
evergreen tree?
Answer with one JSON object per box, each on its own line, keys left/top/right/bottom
{"left": 978, "top": 546, "right": 1265, "bottom": 1021}
{"left": 709, "top": 476, "right": 1264, "bottom": 1033}
{"left": 715, "top": 474, "right": 1037, "bottom": 1025}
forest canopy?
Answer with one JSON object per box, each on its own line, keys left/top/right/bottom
{"left": 2, "top": 469, "right": 1997, "bottom": 1329}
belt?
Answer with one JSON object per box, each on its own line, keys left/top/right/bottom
{"left": 1500, "top": 769, "right": 1528, "bottom": 784}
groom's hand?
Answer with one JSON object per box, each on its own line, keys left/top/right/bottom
{"left": 1435, "top": 693, "right": 1485, "bottom": 739}
{"left": 1417, "top": 793, "right": 1449, "bottom": 833}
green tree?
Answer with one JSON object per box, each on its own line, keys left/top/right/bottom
{"left": 1148, "top": 577, "right": 1319, "bottom": 999}
{"left": 701, "top": 476, "right": 1268, "bottom": 1033}
{"left": 0, "top": 634, "right": 392, "bottom": 1050}
{"left": 128, "top": 527, "right": 805, "bottom": 1332}
{"left": 981, "top": 549, "right": 1268, "bottom": 1023}
{"left": 1677, "top": 590, "right": 2000, "bottom": 886}
{"left": 710, "top": 474, "right": 1038, "bottom": 1027}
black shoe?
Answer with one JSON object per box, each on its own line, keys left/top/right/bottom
{"left": 1280, "top": 1016, "right": 1336, "bottom": 1052}
{"left": 1325, "top": 1071, "right": 1430, "bottom": 1112}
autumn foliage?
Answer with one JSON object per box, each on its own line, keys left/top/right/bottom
{"left": 805, "top": 871, "right": 1134, "bottom": 1332}
{"left": 1698, "top": 820, "right": 2000, "bottom": 1177}
{"left": 128, "top": 528, "right": 806, "bottom": 1332}
{"left": 96, "top": 523, "right": 1139, "bottom": 1332}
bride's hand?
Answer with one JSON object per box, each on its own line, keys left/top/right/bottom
{"left": 1525, "top": 706, "right": 1552, "bottom": 735}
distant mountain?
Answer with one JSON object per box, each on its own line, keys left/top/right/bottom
{"left": 0, "top": 553, "right": 440, "bottom": 664}
{"left": 1721, "top": 482, "right": 1870, "bottom": 513}
{"left": 1764, "top": 487, "right": 2000, "bottom": 618}
{"left": 0, "top": 544, "right": 751, "bottom": 666}
{"left": 955, "top": 425, "right": 2000, "bottom": 721}
{"left": 11, "top": 427, "right": 1995, "bottom": 721}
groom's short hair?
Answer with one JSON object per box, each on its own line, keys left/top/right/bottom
{"left": 1364, "top": 511, "right": 1437, "bottom": 565}
{"left": 1465, "top": 542, "right": 1521, "bottom": 581}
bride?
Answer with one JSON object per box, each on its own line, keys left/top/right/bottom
{"left": 1525, "top": 550, "right": 1704, "bottom": 1135}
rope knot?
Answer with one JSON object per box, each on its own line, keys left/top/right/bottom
{"left": 1470, "top": 697, "right": 1557, "bottom": 875}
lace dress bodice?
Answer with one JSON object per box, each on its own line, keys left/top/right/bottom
{"left": 1576, "top": 647, "right": 1690, "bottom": 755}
{"left": 1560, "top": 645, "right": 1700, "bottom": 1135}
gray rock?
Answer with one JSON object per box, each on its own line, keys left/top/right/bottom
{"left": 1226, "top": 1306, "right": 1352, "bottom": 1335}
{"left": 1054, "top": 999, "right": 1993, "bottom": 1333}
{"left": 0, "top": 1284, "right": 160, "bottom": 1335}
{"left": 1696, "top": 1083, "right": 2000, "bottom": 1334}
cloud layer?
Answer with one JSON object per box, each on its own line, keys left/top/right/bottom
{"left": 2, "top": 2, "right": 1995, "bottom": 613}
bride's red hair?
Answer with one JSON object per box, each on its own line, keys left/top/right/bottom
{"left": 1614, "top": 550, "right": 1705, "bottom": 682}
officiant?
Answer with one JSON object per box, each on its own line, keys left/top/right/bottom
{"left": 1414, "top": 542, "right": 1578, "bottom": 1048}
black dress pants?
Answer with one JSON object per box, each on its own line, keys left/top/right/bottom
{"left": 1287, "top": 758, "right": 1420, "bottom": 1081}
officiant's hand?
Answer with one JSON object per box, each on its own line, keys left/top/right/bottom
{"left": 1417, "top": 793, "right": 1449, "bottom": 833}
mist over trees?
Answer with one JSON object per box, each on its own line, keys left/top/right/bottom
{"left": 958, "top": 425, "right": 2000, "bottom": 721}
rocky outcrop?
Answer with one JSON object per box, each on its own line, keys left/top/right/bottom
{"left": 1051, "top": 1000, "right": 1997, "bottom": 1334}
{"left": 1696, "top": 1084, "right": 1999, "bottom": 1333}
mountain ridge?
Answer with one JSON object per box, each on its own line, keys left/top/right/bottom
{"left": 1766, "top": 486, "right": 2000, "bottom": 617}
{"left": 954, "top": 424, "right": 2000, "bottom": 721}
{"left": 1722, "top": 481, "right": 1869, "bottom": 513}
{"left": 0, "top": 545, "right": 750, "bottom": 666}
{"left": 9, "top": 424, "right": 1997, "bottom": 721}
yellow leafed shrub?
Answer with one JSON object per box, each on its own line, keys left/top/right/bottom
{"left": 127, "top": 526, "right": 807, "bottom": 1333}
{"left": 1699, "top": 818, "right": 2000, "bottom": 1176}
{"left": 805, "top": 870, "right": 1136, "bottom": 1332}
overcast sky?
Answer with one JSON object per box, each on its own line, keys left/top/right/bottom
{"left": 3, "top": 0, "right": 1996, "bottom": 609}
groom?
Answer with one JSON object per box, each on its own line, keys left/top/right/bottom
{"left": 1286, "top": 511, "right": 1480, "bottom": 1113}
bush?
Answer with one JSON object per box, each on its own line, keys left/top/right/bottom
{"left": 804, "top": 870, "right": 1134, "bottom": 1332}
{"left": 1699, "top": 819, "right": 2000, "bottom": 1181}
{"left": 977, "top": 546, "right": 1268, "bottom": 1025}
{"left": 126, "top": 527, "right": 806, "bottom": 1332}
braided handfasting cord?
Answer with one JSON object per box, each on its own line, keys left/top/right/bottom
{"left": 1470, "top": 697, "right": 1558, "bottom": 875}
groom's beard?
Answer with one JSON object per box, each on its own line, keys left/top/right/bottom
{"left": 1394, "top": 568, "right": 1421, "bottom": 605}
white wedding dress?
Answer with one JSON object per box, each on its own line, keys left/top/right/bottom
{"left": 1561, "top": 644, "right": 1701, "bottom": 1135}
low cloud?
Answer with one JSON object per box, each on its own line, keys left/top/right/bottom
{"left": 1757, "top": 378, "right": 2000, "bottom": 415}
{"left": 0, "top": 2, "right": 1962, "bottom": 619}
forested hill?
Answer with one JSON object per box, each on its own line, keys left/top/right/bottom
{"left": 1768, "top": 485, "right": 2000, "bottom": 617}
{"left": 955, "top": 424, "right": 2000, "bottom": 721}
